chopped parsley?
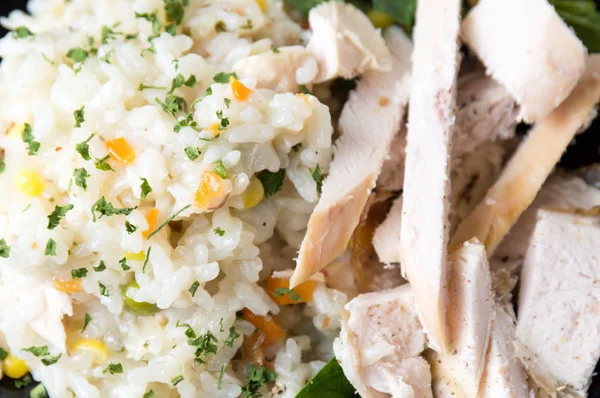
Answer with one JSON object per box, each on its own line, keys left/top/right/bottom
{"left": 103, "top": 363, "right": 123, "bottom": 375}
{"left": 224, "top": 327, "right": 240, "bottom": 347}
{"left": 14, "top": 374, "right": 33, "bottom": 389}
{"left": 71, "top": 268, "right": 88, "bottom": 279}
{"left": 138, "top": 83, "right": 166, "bottom": 91}
{"left": 119, "top": 257, "right": 130, "bottom": 271}
{"left": 75, "top": 133, "right": 95, "bottom": 161}
{"left": 213, "top": 160, "right": 229, "bottom": 179}
{"left": 188, "top": 331, "right": 218, "bottom": 366}
{"left": 0, "top": 159, "right": 5, "bottom": 174}
{"left": 241, "top": 19, "right": 253, "bottom": 30}
{"left": 224, "top": 98, "right": 231, "bottom": 108}
{"left": 91, "top": 197, "right": 137, "bottom": 221}
{"left": 184, "top": 146, "right": 200, "bottom": 161}
{"left": 44, "top": 238, "right": 57, "bottom": 256}
{"left": 241, "top": 365, "right": 278, "bottom": 398}
{"left": 142, "top": 246, "right": 152, "bottom": 273}
{"left": 216, "top": 110, "right": 230, "bottom": 130}
{"left": 73, "top": 107, "right": 85, "bottom": 127}
{"left": 176, "top": 320, "right": 197, "bottom": 338}
{"left": 42, "top": 353, "right": 62, "bottom": 366}
{"left": 73, "top": 168, "right": 90, "bottom": 191}
{"left": 22, "top": 123, "right": 40, "bottom": 155}
{"left": 101, "top": 25, "right": 121, "bottom": 44}
{"left": 140, "top": 178, "right": 153, "bottom": 199}
{"left": 146, "top": 204, "right": 191, "bottom": 239}
{"left": 213, "top": 72, "right": 237, "bottom": 83}
{"left": 93, "top": 260, "right": 107, "bottom": 272}
{"left": 299, "top": 84, "right": 312, "bottom": 95}
{"left": 0, "top": 347, "right": 8, "bottom": 360}
{"left": 143, "top": 391, "right": 155, "bottom": 398}
{"left": 156, "top": 94, "right": 186, "bottom": 117}
{"left": 29, "top": 383, "right": 47, "bottom": 398}
{"left": 311, "top": 164, "right": 324, "bottom": 194}
{"left": 82, "top": 313, "right": 92, "bottom": 333}
{"left": 125, "top": 221, "right": 138, "bottom": 234}
{"left": 47, "top": 204, "right": 74, "bottom": 229}
{"left": 213, "top": 227, "right": 225, "bottom": 236}
{"left": 0, "top": 239, "right": 10, "bottom": 258}
{"left": 257, "top": 169, "right": 286, "bottom": 197}
{"left": 188, "top": 280, "right": 200, "bottom": 297}
{"left": 22, "top": 346, "right": 62, "bottom": 366}
{"left": 100, "top": 50, "right": 114, "bottom": 64}
{"left": 94, "top": 155, "right": 114, "bottom": 171}
{"left": 98, "top": 282, "right": 109, "bottom": 297}
{"left": 169, "top": 73, "right": 197, "bottom": 93}
{"left": 272, "top": 46, "right": 280, "bottom": 53}
{"left": 218, "top": 364, "right": 226, "bottom": 389}
{"left": 12, "top": 26, "right": 34, "bottom": 39}
{"left": 66, "top": 48, "right": 89, "bottom": 64}
{"left": 171, "top": 375, "right": 184, "bottom": 386}
{"left": 274, "top": 287, "right": 301, "bottom": 302}
{"left": 215, "top": 21, "right": 227, "bottom": 32}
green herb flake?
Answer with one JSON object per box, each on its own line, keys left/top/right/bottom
{"left": 218, "top": 364, "right": 226, "bottom": 390}
{"left": 14, "top": 374, "right": 33, "bottom": 389}
{"left": 241, "top": 364, "right": 278, "bottom": 398}
{"left": 0, "top": 159, "right": 5, "bottom": 174}
{"left": 66, "top": 48, "right": 89, "bottom": 64}
{"left": 311, "top": 164, "right": 324, "bottom": 194}
{"left": 23, "top": 346, "right": 49, "bottom": 357}
{"left": 216, "top": 110, "right": 230, "bottom": 130}
{"left": 188, "top": 331, "right": 218, "bottom": 365}
{"left": 101, "top": 26, "right": 121, "bottom": 44}
{"left": 295, "top": 357, "right": 357, "bottom": 398}
{"left": 176, "top": 320, "right": 197, "bottom": 339}
{"left": 22, "top": 123, "right": 40, "bottom": 155}
{"left": 0, "top": 347, "right": 8, "bottom": 360}
{"left": 82, "top": 313, "right": 92, "bottom": 333}
{"left": 213, "top": 160, "right": 229, "bottom": 179}
{"left": 241, "top": 19, "right": 253, "bottom": 30}
{"left": 119, "top": 257, "right": 130, "bottom": 271}
{"left": 103, "top": 363, "right": 123, "bottom": 375}
{"left": 0, "top": 239, "right": 10, "bottom": 258}
{"left": 138, "top": 83, "right": 166, "bottom": 91}
{"left": 100, "top": 50, "right": 114, "bottom": 64}
{"left": 73, "top": 107, "right": 85, "bottom": 128}
{"left": 90, "top": 197, "right": 137, "bottom": 221}
{"left": 140, "top": 177, "right": 153, "bottom": 199}
{"left": 213, "top": 72, "right": 237, "bottom": 83}
{"left": 44, "top": 238, "right": 57, "bottom": 256}
{"left": 205, "top": 86, "right": 213, "bottom": 96}
{"left": 223, "top": 98, "right": 231, "bottom": 108}
{"left": 271, "top": 46, "right": 280, "bottom": 53}
{"left": 171, "top": 375, "right": 184, "bottom": 386}
{"left": 12, "top": 26, "right": 34, "bottom": 39}
{"left": 143, "top": 390, "right": 155, "bottom": 398}
{"left": 184, "top": 146, "right": 200, "bottom": 161}
{"left": 75, "top": 133, "right": 95, "bottom": 161}
{"left": 215, "top": 21, "right": 227, "bottom": 32}
{"left": 29, "top": 383, "right": 48, "bottom": 398}
{"left": 146, "top": 204, "right": 191, "bottom": 239}
{"left": 125, "top": 221, "right": 138, "bottom": 234}
{"left": 135, "top": 12, "right": 162, "bottom": 38}
{"left": 257, "top": 169, "right": 285, "bottom": 197}
{"left": 188, "top": 280, "right": 200, "bottom": 297}
{"left": 93, "top": 260, "right": 107, "bottom": 272}
{"left": 41, "top": 353, "right": 62, "bottom": 366}
{"left": 73, "top": 168, "right": 90, "bottom": 191}
{"left": 47, "top": 204, "right": 74, "bottom": 229}
{"left": 213, "top": 227, "right": 225, "bottom": 237}
{"left": 142, "top": 246, "right": 152, "bottom": 273}
{"left": 155, "top": 94, "right": 186, "bottom": 117}
{"left": 224, "top": 327, "right": 240, "bottom": 347}
{"left": 71, "top": 268, "right": 88, "bottom": 279}
{"left": 98, "top": 282, "right": 109, "bottom": 297}
{"left": 299, "top": 84, "right": 312, "bottom": 95}
{"left": 274, "top": 287, "right": 301, "bottom": 302}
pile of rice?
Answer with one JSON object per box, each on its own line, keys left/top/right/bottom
{"left": 0, "top": 1, "right": 347, "bottom": 397}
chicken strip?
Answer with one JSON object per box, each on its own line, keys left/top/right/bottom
{"left": 333, "top": 284, "right": 433, "bottom": 398}
{"left": 291, "top": 26, "right": 412, "bottom": 288}
{"left": 399, "top": 0, "right": 462, "bottom": 352}
{"left": 450, "top": 55, "right": 600, "bottom": 254}
{"left": 307, "top": 2, "right": 392, "bottom": 83}
{"left": 461, "top": 0, "right": 587, "bottom": 123}
{"left": 516, "top": 209, "right": 600, "bottom": 396}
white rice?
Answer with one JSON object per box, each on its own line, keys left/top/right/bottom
{"left": 0, "top": 1, "right": 346, "bottom": 397}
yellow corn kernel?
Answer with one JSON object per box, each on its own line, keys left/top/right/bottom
{"left": 2, "top": 354, "right": 29, "bottom": 379}
{"left": 106, "top": 137, "right": 136, "bottom": 164}
{"left": 125, "top": 251, "right": 145, "bottom": 261}
{"left": 195, "top": 170, "right": 228, "bottom": 211}
{"left": 7, "top": 123, "right": 25, "bottom": 138}
{"left": 53, "top": 278, "right": 83, "bottom": 293}
{"left": 242, "top": 176, "right": 264, "bottom": 209}
{"left": 142, "top": 208, "right": 160, "bottom": 239}
{"left": 255, "top": 0, "right": 267, "bottom": 12}
{"left": 230, "top": 77, "right": 253, "bottom": 101}
{"left": 69, "top": 339, "right": 108, "bottom": 364}
{"left": 15, "top": 170, "right": 44, "bottom": 197}
{"left": 367, "top": 10, "right": 395, "bottom": 29}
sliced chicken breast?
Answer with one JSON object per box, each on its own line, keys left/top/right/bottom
{"left": 516, "top": 209, "right": 600, "bottom": 395}
{"left": 377, "top": 128, "right": 407, "bottom": 193}
{"left": 291, "top": 27, "right": 412, "bottom": 288}
{"left": 399, "top": 0, "right": 462, "bottom": 352}
{"left": 450, "top": 55, "right": 600, "bottom": 255}
{"left": 307, "top": 2, "right": 392, "bottom": 83}
{"left": 373, "top": 195, "right": 403, "bottom": 264}
{"left": 334, "top": 284, "right": 433, "bottom": 398}
{"left": 234, "top": 46, "right": 318, "bottom": 92}
{"left": 461, "top": 0, "right": 587, "bottom": 123}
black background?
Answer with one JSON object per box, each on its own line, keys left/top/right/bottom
{"left": 0, "top": 0, "right": 599, "bottom": 397}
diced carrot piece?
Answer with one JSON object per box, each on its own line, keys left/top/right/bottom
{"left": 106, "top": 137, "right": 136, "bottom": 164}
{"left": 242, "top": 309, "right": 285, "bottom": 346}
{"left": 267, "top": 277, "right": 316, "bottom": 305}
{"left": 194, "top": 171, "right": 229, "bottom": 211}
{"left": 230, "top": 77, "right": 253, "bottom": 101}
{"left": 53, "top": 278, "right": 83, "bottom": 293}
{"left": 241, "top": 332, "right": 265, "bottom": 366}
{"left": 142, "top": 208, "right": 160, "bottom": 239}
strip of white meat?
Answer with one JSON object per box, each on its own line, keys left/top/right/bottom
{"left": 461, "top": 0, "right": 587, "bottom": 123}
{"left": 373, "top": 195, "right": 403, "bottom": 264}
{"left": 377, "top": 128, "right": 407, "bottom": 193}
{"left": 450, "top": 55, "right": 600, "bottom": 255}
{"left": 233, "top": 46, "right": 318, "bottom": 92}
{"left": 516, "top": 209, "right": 600, "bottom": 396}
{"left": 491, "top": 173, "right": 600, "bottom": 272}
{"left": 290, "top": 26, "right": 412, "bottom": 288}
{"left": 399, "top": 0, "right": 462, "bottom": 352}
{"left": 333, "top": 284, "right": 433, "bottom": 398}
{"left": 307, "top": 2, "right": 392, "bottom": 83}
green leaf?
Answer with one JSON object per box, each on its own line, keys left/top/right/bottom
{"left": 22, "top": 123, "right": 40, "bottom": 155}
{"left": 125, "top": 221, "right": 138, "bottom": 234}
{"left": 0, "top": 159, "right": 5, "bottom": 174}
{"left": 140, "top": 177, "right": 153, "bottom": 199}
{"left": 224, "top": 327, "right": 240, "bottom": 347}
{"left": 274, "top": 287, "right": 301, "bottom": 302}
{"left": 22, "top": 346, "right": 49, "bottom": 357}
{"left": 142, "top": 246, "right": 152, "bottom": 273}
{"left": 98, "top": 282, "right": 109, "bottom": 297}
{"left": 44, "top": 238, "right": 57, "bottom": 256}
{"left": 90, "top": 197, "right": 137, "bottom": 221}
{"left": 103, "top": 363, "right": 123, "bottom": 374}
{"left": 213, "top": 160, "right": 229, "bottom": 179}
{"left": 73, "top": 168, "right": 90, "bottom": 191}
{"left": 14, "top": 374, "right": 33, "bottom": 389}
{"left": 146, "top": 204, "right": 191, "bottom": 239}
{"left": 82, "top": 313, "right": 92, "bottom": 333}
{"left": 311, "top": 164, "right": 324, "bottom": 194}
{"left": 0, "top": 238, "right": 10, "bottom": 258}
{"left": 93, "top": 260, "right": 107, "bottom": 272}
{"left": 184, "top": 146, "right": 201, "bottom": 160}
{"left": 213, "top": 227, "right": 225, "bottom": 236}
{"left": 295, "top": 358, "right": 356, "bottom": 398}
{"left": 143, "top": 390, "right": 155, "bottom": 398}
{"left": 188, "top": 280, "right": 200, "bottom": 297}
{"left": 257, "top": 169, "right": 286, "bottom": 197}
{"left": 29, "top": 383, "right": 48, "bottom": 398}
{"left": 213, "top": 72, "right": 238, "bottom": 83}
{"left": 66, "top": 48, "right": 89, "bottom": 64}
{"left": 41, "top": 353, "right": 61, "bottom": 366}
{"left": 47, "top": 204, "right": 74, "bottom": 229}
{"left": 12, "top": 26, "right": 34, "bottom": 39}
{"left": 373, "top": 0, "right": 417, "bottom": 29}
{"left": 71, "top": 268, "right": 88, "bottom": 279}
{"left": 94, "top": 155, "right": 115, "bottom": 172}
{"left": 550, "top": 0, "right": 600, "bottom": 52}
{"left": 75, "top": 133, "right": 95, "bottom": 161}
{"left": 241, "top": 365, "right": 278, "bottom": 397}
{"left": 164, "top": 0, "right": 187, "bottom": 25}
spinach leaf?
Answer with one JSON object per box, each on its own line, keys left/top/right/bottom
{"left": 373, "top": 0, "right": 417, "bottom": 29}
{"left": 296, "top": 357, "right": 357, "bottom": 398}
{"left": 550, "top": 0, "right": 600, "bottom": 53}
{"left": 284, "top": 0, "right": 370, "bottom": 17}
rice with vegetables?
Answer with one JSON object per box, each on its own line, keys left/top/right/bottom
{"left": 0, "top": 1, "right": 347, "bottom": 397}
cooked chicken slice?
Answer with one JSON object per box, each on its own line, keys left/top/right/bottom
{"left": 461, "top": 0, "right": 587, "bottom": 123}
{"left": 334, "top": 284, "right": 433, "bottom": 398}
{"left": 399, "top": 0, "right": 462, "bottom": 352}
{"left": 377, "top": 128, "right": 407, "bottom": 193}
{"left": 307, "top": 2, "right": 392, "bottom": 83}
{"left": 450, "top": 55, "right": 600, "bottom": 254}
{"left": 479, "top": 301, "right": 528, "bottom": 398}
{"left": 373, "top": 195, "right": 403, "bottom": 264}
{"left": 516, "top": 209, "right": 600, "bottom": 396}
{"left": 492, "top": 173, "right": 600, "bottom": 272}
{"left": 291, "top": 27, "right": 412, "bottom": 288}
{"left": 233, "top": 46, "right": 318, "bottom": 93}
{"left": 453, "top": 73, "right": 518, "bottom": 158}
